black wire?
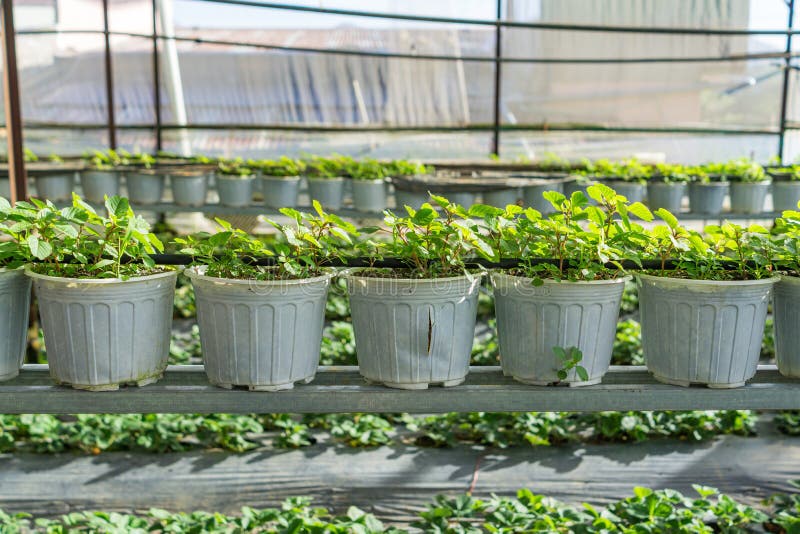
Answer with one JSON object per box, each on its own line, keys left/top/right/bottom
{"left": 144, "top": 255, "right": 743, "bottom": 271}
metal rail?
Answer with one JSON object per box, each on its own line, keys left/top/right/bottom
{"left": 778, "top": 0, "right": 796, "bottom": 162}
{"left": 1, "top": 0, "right": 26, "bottom": 202}
{"left": 17, "top": 121, "right": 785, "bottom": 136}
{"left": 187, "top": 0, "right": 800, "bottom": 36}
{"left": 15, "top": 29, "right": 800, "bottom": 64}
{"left": 1, "top": 365, "right": 796, "bottom": 414}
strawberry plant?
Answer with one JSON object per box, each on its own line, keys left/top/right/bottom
{"left": 175, "top": 201, "right": 357, "bottom": 280}
{"left": 4, "top": 195, "right": 163, "bottom": 279}
{"left": 358, "top": 196, "right": 495, "bottom": 278}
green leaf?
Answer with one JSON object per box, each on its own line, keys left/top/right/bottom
{"left": 411, "top": 207, "right": 436, "bottom": 226}
{"left": 312, "top": 199, "right": 324, "bottom": 217}
{"left": 627, "top": 202, "right": 653, "bottom": 222}
{"left": 27, "top": 235, "right": 52, "bottom": 260}
{"left": 467, "top": 203, "right": 504, "bottom": 219}
{"left": 587, "top": 183, "right": 615, "bottom": 203}
{"left": 92, "top": 259, "right": 115, "bottom": 270}
{"left": 576, "top": 366, "right": 589, "bottom": 381}
{"left": 330, "top": 227, "right": 353, "bottom": 244}
{"left": 105, "top": 196, "right": 129, "bottom": 218}
{"left": 208, "top": 231, "right": 233, "bottom": 247}
{"left": 654, "top": 208, "right": 679, "bottom": 229}
{"left": 542, "top": 190, "right": 565, "bottom": 208}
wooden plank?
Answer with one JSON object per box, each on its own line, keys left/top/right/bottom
{"left": 1, "top": 365, "right": 798, "bottom": 414}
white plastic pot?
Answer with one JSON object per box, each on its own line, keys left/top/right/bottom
{"left": 0, "top": 268, "right": 31, "bottom": 381}
{"left": 81, "top": 170, "right": 120, "bottom": 203}
{"left": 523, "top": 183, "right": 563, "bottom": 214}
{"left": 186, "top": 266, "right": 332, "bottom": 391}
{"left": 647, "top": 182, "right": 686, "bottom": 212}
{"left": 27, "top": 269, "right": 177, "bottom": 391}
{"left": 484, "top": 188, "right": 520, "bottom": 207}
{"left": 771, "top": 181, "right": 800, "bottom": 212}
{"left": 33, "top": 173, "right": 75, "bottom": 202}
{"left": 773, "top": 275, "right": 800, "bottom": 378}
{"left": 394, "top": 190, "right": 429, "bottom": 209}
{"left": 688, "top": 182, "right": 728, "bottom": 215}
{"left": 351, "top": 179, "right": 387, "bottom": 212}
{"left": 491, "top": 272, "right": 628, "bottom": 386}
{"left": 126, "top": 170, "right": 165, "bottom": 205}
{"left": 447, "top": 192, "right": 478, "bottom": 207}
{"left": 638, "top": 273, "right": 777, "bottom": 388}
{"left": 171, "top": 170, "right": 209, "bottom": 207}
{"left": 308, "top": 177, "right": 345, "bottom": 209}
{"left": 261, "top": 176, "right": 300, "bottom": 208}
{"left": 216, "top": 175, "right": 254, "bottom": 207}
{"left": 730, "top": 181, "right": 770, "bottom": 214}
{"left": 602, "top": 181, "right": 646, "bottom": 203}
{"left": 346, "top": 273, "right": 482, "bottom": 389}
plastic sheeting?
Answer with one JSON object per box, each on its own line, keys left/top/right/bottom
{"left": 8, "top": 0, "right": 800, "bottom": 161}
{"left": 0, "top": 419, "right": 795, "bottom": 523}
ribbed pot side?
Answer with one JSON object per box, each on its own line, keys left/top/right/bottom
{"left": 772, "top": 182, "right": 800, "bottom": 212}
{"left": 0, "top": 269, "right": 32, "bottom": 380}
{"left": 216, "top": 176, "right": 254, "bottom": 207}
{"left": 346, "top": 274, "right": 481, "bottom": 389}
{"left": 34, "top": 174, "right": 75, "bottom": 202}
{"left": 352, "top": 180, "right": 387, "bottom": 211}
{"left": 394, "top": 190, "right": 429, "bottom": 209}
{"left": 187, "top": 267, "right": 331, "bottom": 391}
{"left": 171, "top": 174, "right": 209, "bottom": 207}
{"left": 27, "top": 270, "right": 177, "bottom": 391}
{"left": 261, "top": 176, "right": 300, "bottom": 208}
{"left": 80, "top": 170, "right": 120, "bottom": 204}
{"left": 638, "top": 273, "right": 777, "bottom": 388}
{"left": 308, "top": 178, "right": 345, "bottom": 210}
{"left": 729, "top": 182, "right": 770, "bottom": 214}
{"left": 491, "top": 273, "right": 628, "bottom": 386}
{"left": 523, "top": 183, "right": 563, "bottom": 214}
{"left": 484, "top": 188, "right": 520, "bottom": 207}
{"left": 602, "top": 182, "right": 646, "bottom": 203}
{"left": 688, "top": 182, "right": 728, "bottom": 215}
{"left": 774, "top": 275, "right": 800, "bottom": 377}
{"left": 126, "top": 171, "right": 165, "bottom": 205}
{"left": 647, "top": 182, "right": 686, "bottom": 212}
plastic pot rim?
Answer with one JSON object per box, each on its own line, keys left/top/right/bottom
{"left": 491, "top": 271, "right": 631, "bottom": 285}
{"left": 345, "top": 270, "right": 485, "bottom": 285}
{"left": 637, "top": 272, "right": 780, "bottom": 288}
{"left": 184, "top": 265, "right": 335, "bottom": 287}
{"left": 307, "top": 176, "right": 345, "bottom": 182}
{"left": 216, "top": 174, "right": 256, "bottom": 181}
{"left": 24, "top": 268, "right": 178, "bottom": 285}
{"left": 777, "top": 273, "right": 800, "bottom": 285}
{"left": 260, "top": 175, "right": 301, "bottom": 181}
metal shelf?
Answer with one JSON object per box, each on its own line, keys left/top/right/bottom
{"left": 2, "top": 364, "right": 796, "bottom": 414}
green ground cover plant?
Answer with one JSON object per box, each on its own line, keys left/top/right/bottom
{"left": 0, "top": 485, "right": 794, "bottom": 533}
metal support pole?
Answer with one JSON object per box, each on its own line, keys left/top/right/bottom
{"left": 778, "top": 0, "right": 795, "bottom": 162}
{"left": 1, "top": 0, "right": 26, "bottom": 201}
{"left": 491, "top": 0, "right": 502, "bottom": 157}
{"left": 102, "top": 0, "right": 116, "bottom": 149}
{"left": 152, "top": 0, "right": 162, "bottom": 151}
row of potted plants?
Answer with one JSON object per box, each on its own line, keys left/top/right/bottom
{"left": 26, "top": 151, "right": 435, "bottom": 212}
{"left": 554, "top": 158, "right": 798, "bottom": 215}
{"left": 1, "top": 187, "right": 799, "bottom": 392}
{"left": 13, "top": 150, "right": 797, "bottom": 215}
